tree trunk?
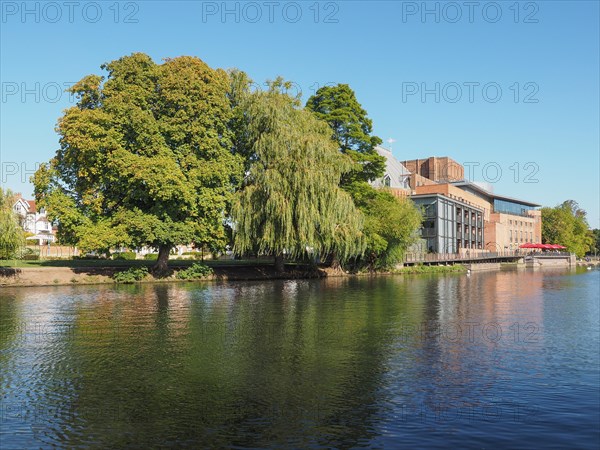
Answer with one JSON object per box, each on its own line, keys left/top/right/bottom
{"left": 330, "top": 251, "right": 342, "bottom": 271}
{"left": 274, "top": 254, "right": 285, "bottom": 273}
{"left": 154, "top": 245, "right": 171, "bottom": 274}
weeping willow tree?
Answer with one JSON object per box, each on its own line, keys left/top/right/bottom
{"left": 230, "top": 78, "right": 365, "bottom": 272}
{"left": 0, "top": 188, "right": 25, "bottom": 260}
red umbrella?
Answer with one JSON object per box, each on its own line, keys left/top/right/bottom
{"left": 519, "top": 243, "right": 537, "bottom": 248}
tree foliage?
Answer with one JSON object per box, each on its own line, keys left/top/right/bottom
{"left": 306, "top": 84, "right": 385, "bottom": 184}
{"left": 541, "top": 200, "right": 594, "bottom": 257}
{"left": 588, "top": 229, "right": 600, "bottom": 256}
{"left": 305, "top": 84, "right": 421, "bottom": 269}
{"left": 0, "top": 188, "right": 25, "bottom": 260}
{"left": 230, "top": 78, "right": 365, "bottom": 269}
{"left": 33, "top": 53, "right": 243, "bottom": 271}
{"left": 346, "top": 182, "right": 422, "bottom": 270}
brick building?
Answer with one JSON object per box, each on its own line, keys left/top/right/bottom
{"left": 372, "top": 150, "right": 541, "bottom": 254}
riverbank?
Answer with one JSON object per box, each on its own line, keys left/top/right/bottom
{"left": 0, "top": 261, "right": 473, "bottom": 287}
{"left": 2, "top": 258, "right": 588, "bottom": 288}
{"left": 0, "top": 263, "right": 330, "bottom": 287}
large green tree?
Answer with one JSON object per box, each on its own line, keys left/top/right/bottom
{"left": 542, "top": 200, "right": 594, "bottom": 257}
{"left": 230, "top": 79, "right": 365, "bottom": 271}
{"left": 33, "top": 53, "right": 243, "bottom": 272}
{"left": 0, "top": 188, "right": 25, "bottom": 260}
{"left": 346, "top": 182, "right": 422, "bottom": 270}
{"left": 306, "top": 84, "right": 385, "bottom": 185}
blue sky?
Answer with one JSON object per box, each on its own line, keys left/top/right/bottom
{"left": 1, "top": 1, "right": 599, "bottom": 226}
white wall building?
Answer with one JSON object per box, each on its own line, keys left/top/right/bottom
{"left": 13, "top": 196, "right": 55, "bottom": 244}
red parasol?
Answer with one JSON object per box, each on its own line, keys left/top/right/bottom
{"left": 519, "top": 243, "right": 537, "bottom": 248}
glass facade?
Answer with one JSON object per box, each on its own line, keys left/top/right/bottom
{"left": 413, "top": 195, "right": 483, "bottom": 253}
{"left": 494, "top": 199, "right": 536, "bottom": 217}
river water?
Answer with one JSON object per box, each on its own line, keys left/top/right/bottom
{"left": 1, "top": 267, "right": 598, "bottom": 448}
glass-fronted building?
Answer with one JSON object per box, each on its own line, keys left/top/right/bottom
{"left": 452, "top": 181, "right": 540, "bottom": 217}
{"left": 412, "top": 193, "right": 484, "bottom": 253}
{"left": 493, "top": 199, "right": 537, "bottom": 217}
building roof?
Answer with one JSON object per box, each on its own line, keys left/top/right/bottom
{"left": 451, "top": 181, "right": 541, "bottom": 207}
{"left": 411, "top": 192, "right": 485, "bottom": 212}
{"left": 371, "top": 146, "right": 411, "bottom": 189}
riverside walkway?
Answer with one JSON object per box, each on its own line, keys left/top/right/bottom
{"left": 403, "top": 251, "right": 573, "bottom": 266}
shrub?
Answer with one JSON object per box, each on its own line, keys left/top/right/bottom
{"left": 112, "top": 251, "right": 137, "bottom": 260}
{"left": 176, "top": 263, "right": 213, "bottom": 280}
{"left": 113, "top": 266, "right": 148, "bottom": 283}
{"left": 19, "top": 248, "right": 39, "bottom": 260}
{"left": 73, "top": 254, "right": 104, "bottom": 260}
{"left": 143, "top": 253, "right": 158, "bottom": 261}
{"left": 181, "top": 251, "right": 204, "bottom": 259}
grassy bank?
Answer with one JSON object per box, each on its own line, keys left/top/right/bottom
{"left": 393, "top": 264, "right": 467, "bottom": 274}
{"left": 0, "top": 260, "right": 325, "bottom": 287}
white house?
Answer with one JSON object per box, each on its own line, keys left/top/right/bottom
{"left": 12, "top": 195, "right": 55, "bottom": 244}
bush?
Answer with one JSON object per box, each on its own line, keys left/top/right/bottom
{"left": 143, "top": 253, "right": 158, "bottom": 260}
{"left": 176, "top": 263, "right": 213, "bottom": 280}
{"left": 112, "top": 251, "right": 137, "bottom": 260}
{"left": 180, "top": 251, "right": 204, "bottom": 259}
{"left": 73, "top": 254, "right": 105, "bottom": 260}
{"left": 113, "top": 266, "right": 148, "bottom": 283}
{"left": 19, "top": 248, "right": 39, "bottom": 260}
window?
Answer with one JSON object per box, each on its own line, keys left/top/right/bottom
{"left": 383, "top": 175, "right": 391, "bottom": 187}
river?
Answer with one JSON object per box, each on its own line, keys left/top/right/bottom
{"left": 1, "top": 267, "right": 598, "bottom": 448}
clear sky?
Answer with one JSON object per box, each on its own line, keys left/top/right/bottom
{"left": 1, "top": 1, "right": 599, "bottom": 226}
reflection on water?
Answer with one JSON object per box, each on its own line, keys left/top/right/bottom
{"left": 1, "top": 268, "right": 599, "bottom": 448}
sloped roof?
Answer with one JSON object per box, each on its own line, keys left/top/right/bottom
{"left": 452, "top": 181, "right": 541, "bottom": 207}
{"left": 13, "top": 197, "right": 30, "bottom": 211}
{"left": 371, "top": 145, "right": 411, "bottom": 188}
